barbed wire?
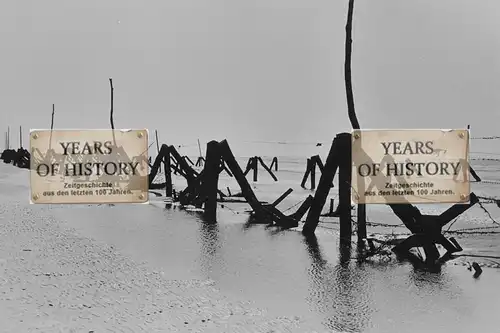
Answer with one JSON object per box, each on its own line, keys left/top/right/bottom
{"left": 470, "top": 158, "right": 500, "bottom": 162}
{"left": 282, "top": 198, "right": 307, "bottom": 213}
{"left": 156, "top": 138, "right": 500, "bottom": 149}
{"left": 477, "top": 180, "right": 500, "bottom": 185}
{"left": 470, "top": 151, "right": 500, "bottom": 156}
{"left": 471, "top": 136, "right": 500, "bottom": 140}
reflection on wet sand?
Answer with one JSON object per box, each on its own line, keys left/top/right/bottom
{"left": 47, "top": 198, "right": 500, "bottom": 332}
{"left": 303, "top": 235, "right": 373, "bottom": 332}
{"left": 197, "top": 214, "right": 222, "bottom": 276}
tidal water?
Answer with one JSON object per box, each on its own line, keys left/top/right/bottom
{"left": 3, "top": 147, "right": 500, "bottom": 332}
{"left": 50, "top": 200, "right": 500, "bottom": 333}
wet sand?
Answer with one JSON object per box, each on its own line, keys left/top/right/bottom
{"left": 0, "top": 165, "right": 318, "bottom": 332}
{"left": 1, "top": 163, "right": 500, "bottom": 332}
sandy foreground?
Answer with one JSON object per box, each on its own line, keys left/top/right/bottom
{"left": 0, "top": 167, "right": 320, "bottom": 333}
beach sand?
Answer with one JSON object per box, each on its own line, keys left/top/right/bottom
{"left": 0, "top": 164, "right": 319, "bottom": 333}
{"left": 2, "top": 161, "right": 500, "bottom": 333}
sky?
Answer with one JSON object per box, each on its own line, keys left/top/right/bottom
{"left": 1, "top": 0, "right": 499, "bottom": 157}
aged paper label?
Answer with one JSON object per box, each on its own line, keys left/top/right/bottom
{"left": 30, "top": 129, "right": 149, "bottom": 204}
{"left": 351, "top": 129, "right": 470, "bottom": 204}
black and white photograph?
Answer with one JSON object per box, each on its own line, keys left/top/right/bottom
{"left": 1, "top": 0, "right": 499, "bottom": 332}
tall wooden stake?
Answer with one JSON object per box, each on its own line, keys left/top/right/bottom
{"left": 345, "top": 0, "right": 359, "bottom": 130}
{"left": 7, "top": 126, "right": 10, "bottom": 149}
{"left": 310, "top": 158, "right": 316, "bottom": 190}
{"left": 165, "top": 150, "right": 172, "bottom": 196}
{"left": 197, "top": 139, "right": 203, "bottom": 158}
{"left": 337, "top": 133, "right": 352, "bottom": 245}
{"left": 466, "top": 124, "right": 481, "bottom": 182}
{"left": 19, "top": 126, "right": 22, "bottom": 148}
{"left": 344, "top": 0, "right": 366, "bottom": 241}
{"left": 155, "top": 130, "right": 162, "bottom": 171}
{"left": 49, "top": 104, "right": 55, "bottom": 150}
{"left": 154, "top": 130, "right": 165, "bottom": 194}
{"left": 203, "top": 141, "right": 221, "bottom": 222}
{"left": 109, "top": 78, "right": 116, "bottom": 146}
{"left": 303, "top": 138, "right": 340, "bottom": 235}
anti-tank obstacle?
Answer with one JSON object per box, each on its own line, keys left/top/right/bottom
{"left": 1, "top": 126, "right": 30, "bottom": 169}
{"left": 243, "top": 156, "right": 278, "bottom": 182}
{"left": 171, "top": 140, "right": 310, "bottom": 228}
{"left": 301, "top": 133, "right": 480, "bottom": 265}
{"left": 300, "top": 155, "right": 335, "bottom": 190}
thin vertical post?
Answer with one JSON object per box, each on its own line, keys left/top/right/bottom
{"left": 344, "top": 0, "right": 363, "bottom": 247}
{"left": 204, "top": 141, "right": 222, "bottom": 221}
{"left": 19, "top": 126, "right": 22, "bottom": 148}
{"left": 197, "top": 139, "right": 203, "bottom": 158}
{"left": 219, "top": 140, "right": 267, "bottom": 220}
{"left": 303, "top": 138, "right": 340, "bottom": 235}
{"left": 357, "top": 204, "right": 366, "bottom": 242}
{"left": 109, "top": 78, "right": 116, "bottom": 146}
{"left": 301, "top": 158, "right": 312, "bottom": 188}
{"left": 271, "top": 157, "right": 278, "bottom": 171}
{"left": 344, "top": 0, "right": 359, "bottom": 130}
{"left": 165, "top": 152, "right": 172, "bottom": 196}
{"left": 310, "top": 157, "right": 316, "bottom": 190}
{"left": 49, "top": 104, "right": 55, "bottom": 150}
{"left": 338, "top": 133, "right": 352, "bottom": 245}
{"left": 155, "top": 130, "right": 162, "bottom": 177}
{"left": 252, "top": 156, "right": 258, "bottom": 182}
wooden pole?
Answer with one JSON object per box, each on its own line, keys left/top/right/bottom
{"left": 48, "top": 104, "right": 55, "bottom": 151}
{"left": 252, "top": 156, "right": 258, "bottom": 182}
{"left": 357, "top": 204, "right": 367, "bottom": 242}
{"left": 345, "top": 0, "right": 359, "bottom": 130}
{"left": 109, "top": 78, "right": 116, "bottom": 146}
{"left": 203, "top": 141, "right": 221, "bottom": 221}
{"left": 154, "top": 131, "right": 172, "bottom": 197}
{"left": 219, "top": 140, "right": 267, "bottom": 220}
{"left": 19, "top": 126, "right": 22, "bottom": 148}
{"left": 303, "top": 138, "right": 340, "bottom": 235}
{"left": 257, "top": 157, "right": 278, "bottom": 181}
{"left": 183, "top": 156, "right": 195, "bottom": 165}
{"left": 437, "top": 193, "right": 479, "bottom": 229}
{"left": 197, "top": 139, "right": 203, "bottom": 158}
{"left": 155, "top": 130, "right": 162, "bottom": 177}
{"left": 344, "top": 0, "right": 366, "bottom": 242}
{"left": 301, "top": 158, "right": 312, "bottom": 188}
{"left": 165, "top": 151, "right": 172, "bottom": 196}
{"left": 315, "top": 156, "right": 325, "bottom": 173}
{"left": 466, "top": 124, "right": 481, "bottom": 182}
{"left": 337, "top": 133, "right": 352, "bottom": 245}
{"left": 169, "top": 145, "right": 198, "bottom": 184}
{"left": 270, "top": 188, "right": 293, "bottom": 207}
{"left": 7, "top": 126, "right": 10, "bottom": 149}
{"left": 310, "top": 157, "right": 316, "bottom": 190}
{"left": 243, "top": 158, "right": 253, "bottom": 175}
{"left": 289, "top": 195, "right": 314, "bottom": 221}
{"left": 270, "top": 157, "right": 278, "bottom": 171}
{"left": 148, "top": 144, "right": 168, "bottom": 185}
